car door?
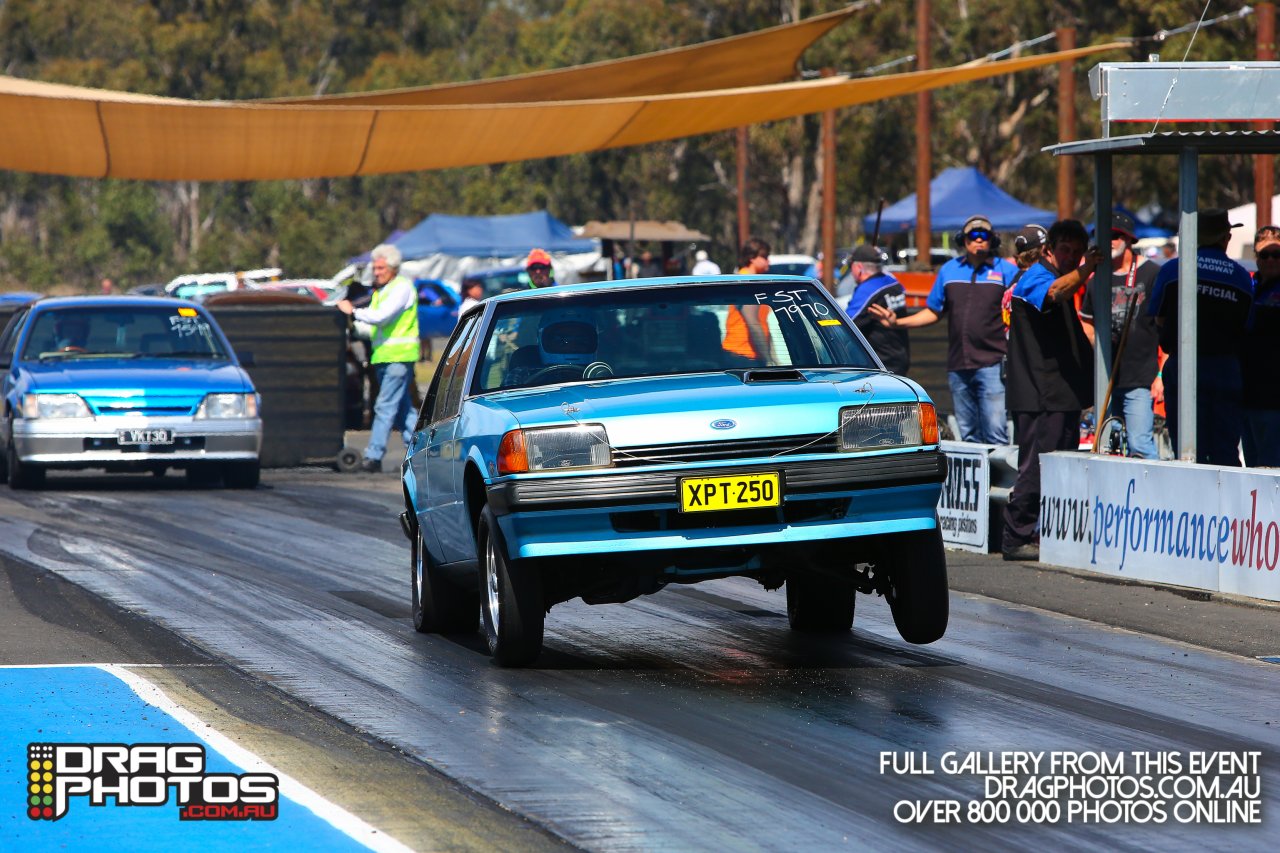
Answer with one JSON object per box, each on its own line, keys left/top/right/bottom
{"left": 408, "top": 314, "right": 479, "bottom": 564}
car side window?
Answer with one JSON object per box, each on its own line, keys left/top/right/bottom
{"left": 423, "top": 315, "right": 478, "bottom": 427}
{"left": 435, "top": 317, "right": 480, "bottom": 423}
{"left": 0, "top": 309, "right": 28, "bottom": 364}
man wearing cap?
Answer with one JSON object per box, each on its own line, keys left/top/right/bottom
{"left": 871, "top": 214, "right": 1018, "bottom": 444}
{"left": 691, "top": 249, "right": 721, "bottom": 276}
{"left": 1080, "top": 211, "right": 1162, "bottom": 459}
{"left": 1148, "top": 208, "right": 1254, "bottom": 465}
{"left": 525, "top": 248, "right": 557, "bottom": 288}
{"left": 1002, "top": 219, "right": 1100, "bottom": 561}
{"left": 841, "top": 244, "right": 909, "bottom": 374}
{"left": 1243, "top": 226, "right": 1280, "bottom": 466}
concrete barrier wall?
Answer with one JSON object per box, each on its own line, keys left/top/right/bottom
{"left": 206, "top": 304, "right": 346, "bottom": 468}
{"left": 1041, "top": 452, "right": 1280, "bottom": 603}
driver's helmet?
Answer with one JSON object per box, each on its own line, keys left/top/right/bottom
{"left": 538, "top": 307, "right": 597, "bottom": 367}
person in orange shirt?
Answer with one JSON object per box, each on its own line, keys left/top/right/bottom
{"left": 725, "top": 237, "right": 773, "bottom": 363}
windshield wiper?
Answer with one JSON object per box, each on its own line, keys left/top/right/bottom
{"left": 38, "top": 351, "right": 142, "bottom": 361}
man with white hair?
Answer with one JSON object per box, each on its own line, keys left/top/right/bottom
{"left": 338, "top": 243, "right": 420, "bottom": 472}
{"left": 691, "top": 249, "right": 720, "bottom": 276}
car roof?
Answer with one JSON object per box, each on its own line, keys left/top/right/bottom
{"left": 483, "top": 274, "right": 817, "bottom": 304}
{"left": 26, "top": 295, "right": 203, "bottom": 310}
{"left": 769, "top": 254, "right": 817, "bottom": 265}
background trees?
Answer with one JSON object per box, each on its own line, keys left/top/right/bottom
{"left": 0, "top": 0, "right": 1256, "bottom": 290}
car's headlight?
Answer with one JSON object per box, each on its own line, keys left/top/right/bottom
{"left": 21, "top": 393, "right": 91, "bottom": 419}
{"left": 497, "top": 425, "right": 611, "bottom": 474}
{"left": 195, "top": 393, "right": 258, "bottom": 419}
{"left": 840, "top": 402, "right": 937, "bottom": 450}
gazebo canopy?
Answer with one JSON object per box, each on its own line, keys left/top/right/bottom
{"left": 864, "top": 167, "right": 1054, "bottom": 234}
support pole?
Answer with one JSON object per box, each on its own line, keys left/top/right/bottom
{"left": 914, "top": 0, "right": 931, "bottom": 266}
{"left": 1056, "top": 27, "right": 1077, "bottom": 220}
{"left": 1177, "top": 147, "right": 1199, "bottom": 462}
{"left": 1256, "top": 2, "right": 1276, "bottom": 231}
{"left": 736, "top": 127, "right": 750, "bottom": 248}
{"left": 821, "top": 69, "right": 837, "bottom": 293}
{"left": 1092, "top": 154, "right": 1113, "bottom": 419}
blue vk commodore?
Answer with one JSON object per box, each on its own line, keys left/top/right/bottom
{"left": 401, "top": 276, "right": 948, "bottom": 666}
{"left": 0, "top": 296, "right": 262, "bottom": 489}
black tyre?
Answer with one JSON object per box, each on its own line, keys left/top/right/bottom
{"left": 411, "top": 523, "right": 478, "bottom": 634}
{"left": 7, "top": 441, "right": 45, "bottom": 490}
{"left": 223, "top": 460, "right": 260, "bottom": 489}
{"left": 786, "top": 570, "right": 855, "bottom": 633}
{"left": 881, "top": 525, "right": 949, "bottom": 644}
{"left": 478, "top": 506, "right": 543, "bottom": 667}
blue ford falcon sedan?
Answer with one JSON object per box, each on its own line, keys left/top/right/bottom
{"left": 0, "top": 296, "right": 261, "bottom": 489}
{"left": 401, "top": 276, "right": 948, "bottom": 666}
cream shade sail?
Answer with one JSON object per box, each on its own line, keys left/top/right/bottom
{"left": 0, "top": 43, "right": 1123, "bottom": 181}
{"left": 266, "top": 4, "right": 863, "bottom": 106}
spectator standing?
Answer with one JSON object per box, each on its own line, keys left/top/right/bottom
{"left": 725, "top": 238, "right": 772, "bottom": 364}
{"left": 1002, "top": 220, "right": 1100, "bottom": 560}
{"left": 337, "top": 244, "right": 420, "bottom": 473}
{"left": 1079, "top": 212, "right": 1162, "bottom": 459}
{"left": 99, "top": 278, "right": 114, "bottom": 296}
{"left": 872, "top": 214, "right": 1019, "bottom": 444}
{"left": 525, "top": 248, "right": 557, "bottom": 288}
{"left": 1243, "top": 226, "right": 1280, "bottom": 466}
{"left": 1148, "top": 209, "right": 1254, "bottom": 465}
{"left": 691, "top": 249, "right": 721, "bottom": 276}
{"left": 458, "top": 277, "right": 484, "bottom": 317}
{"left": 843, "top": 245, "right": 909, "bottom": 374}
{"left": 635, "top": 250, "right": 664, "bottom": 278}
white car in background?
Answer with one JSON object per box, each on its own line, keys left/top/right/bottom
{"left": 165, "top": 268, "right": 283, "bottom": 302}
{"left": 767, "top": 254, "right": 818, "bottom": 277}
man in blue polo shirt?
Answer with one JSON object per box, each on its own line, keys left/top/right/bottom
{"left": 1002, "top": 219, "right": 1100, "bottom": 561}
{"left": 842, "top": 244, "right": 909, "bottom": 374}
{"left": 872, "top": 214, "right": 1018, "bottom": 443}
{"left": 1148, "top": 208, "right": 1254, "bottom": 465}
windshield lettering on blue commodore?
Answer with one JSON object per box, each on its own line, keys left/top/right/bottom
{"left": 753, "top": 289, "right": 831, "bottom": 321}
{"left": 168, "top": 315, "right": 210, "bottom": 337}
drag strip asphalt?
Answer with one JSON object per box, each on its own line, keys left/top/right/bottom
{"left": 0, "top": 468, "right": 1276, "bottom": 851}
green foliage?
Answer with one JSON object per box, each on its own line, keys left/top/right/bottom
{"left": 0, "top": 0, "right": 1265, "bottom": 291}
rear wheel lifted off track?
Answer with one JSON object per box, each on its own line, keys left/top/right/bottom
{"left": 478, "top": 506, "right": 543, "bottom": 667}
{"left": 880, "top": 525, "right": 949, "bottom": 644}
{"left": 6, "top": 441, "right": 44, "bottom": 490}
{"left": 786, "top": 570, "right": 855, "bottom": 633}
{"left": 411, "top": 524, "right": 478, "bottom": 634}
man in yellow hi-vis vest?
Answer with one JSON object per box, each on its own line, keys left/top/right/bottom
{"left": 338, "top": 243, "right": 419, "bottom": 472}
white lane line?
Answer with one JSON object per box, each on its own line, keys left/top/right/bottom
{"left": 2, "top": 663, "right": 415, "bottom": 853}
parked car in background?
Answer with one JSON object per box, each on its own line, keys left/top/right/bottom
{"left": 126, "top": 283, "right": 167, "bottom": 297}
{"left": 0, "top": 296, "right": 262, "bottom": 489}
{"left": 417, "top": 278, "right": 461, "bottom": 337}
{"left": 165, "top": 268, "right": 283, "bottom": 301}
{"left": 253, "top": 279, "right": 337, "bottom": 302}
{"left": 401, "top": 275, "right": 949, "bottom": 666}
{"left": 462, "top": 266, "right": 532, "bottom": 298}
{"left": 767, "top": 254, "right": 818, "bottom": 277}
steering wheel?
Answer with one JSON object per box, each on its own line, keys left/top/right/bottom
{"left": 525, "top": 363, "right": 585, "bottom": 384}
{"left": 583, "top": 361, "right": 614, "bottom": 380}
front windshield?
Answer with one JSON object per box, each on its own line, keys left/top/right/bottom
{"left": 21, "top": 306, "right": 229, "bottom": 361}
{"left": 474, "top": 281, "right": 876, "bottom": 393}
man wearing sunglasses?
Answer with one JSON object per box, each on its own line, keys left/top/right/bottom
{"left": 1147, "top": 209, "right": 1254, "bottom": 465}
{"left": 1079, "top": 211, "right": 1162, "bottom": 459}
{"left": 1243, "top": 226, "right": 1280, "bottom": 466}
{"left": 871, "top": 213, "right": 1018, "bottom": 444}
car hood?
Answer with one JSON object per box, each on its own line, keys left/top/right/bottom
{"left": 478, "top": 370, "right": 923, "bottom": 447}
{"left": 19, "top": 359, "right": 252, "bottom": 416}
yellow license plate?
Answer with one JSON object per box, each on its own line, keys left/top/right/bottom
{"left": 679, "top": 472, "right": 781, "bottom": 513}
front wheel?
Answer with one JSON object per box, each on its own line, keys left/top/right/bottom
{"left": 411, "top": 523, "right": 478, "bottom": 634}
{"left": 880, "top": 525, "right": 949, "bottom": 644}
{"left": 6, "top": 441, "right": 44, "bottom": 490}
{"left": 478, "top": 506, "right": 543, "bottom": 667}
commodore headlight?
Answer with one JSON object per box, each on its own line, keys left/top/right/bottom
{"left": 839, "top": 402, "right": 937, "bottom": 450}
{"left": 498, "top": 425, "right": 611, "bottom": 474}
{"left": 21, "top": 393, "right": 91, "bottom": 419}
{"left": 195, "top": 393, "right": 258, "bottom": 419}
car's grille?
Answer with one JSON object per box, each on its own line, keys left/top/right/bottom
{"left": 611, "top": 433, "right": 840, "bottom": 467}
{"left": 93, "top": 405, "right": 195, "bottom": 416}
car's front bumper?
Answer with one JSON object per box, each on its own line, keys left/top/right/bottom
{"left": 486, "top": 450, "right": 947, "bottom": 559}
{"left": 11, "top": 415, "right": 261, "bottom": 466}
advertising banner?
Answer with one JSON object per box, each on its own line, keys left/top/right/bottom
{"left": 1040, "top": 453, "right": 1280, "bottom": 603}
{"left": 938, "top": 441, "right": 993, "bottom": 553}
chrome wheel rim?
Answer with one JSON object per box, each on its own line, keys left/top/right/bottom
{"left": 414, "top": 530, "right": 425, "bottom": 609}
{"left": 485, "top": 535, "right": 501, "bottom": 634}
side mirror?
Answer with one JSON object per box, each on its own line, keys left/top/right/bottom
{"left": 238, "top": 351, "right": 255, "bottom": 367}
